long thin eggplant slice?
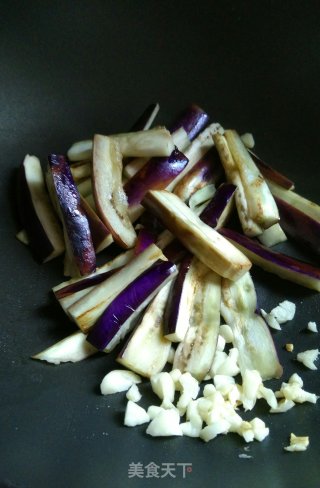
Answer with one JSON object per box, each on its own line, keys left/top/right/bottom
{"left": 199, "top": 183, "right": 236, "bottom": 229}
{"left": 123, "top": 127, "right": 191, "bottom": 179}
{"left": 267, "top": 179, "right": 320, "bottom": 222}
{"left": 275, "top": 196, "right": 320, "bottom": 256}
{"left": 111, "top": 127, "right": 174, "bottom": 157}
{"left": 156, "top": 182, "right": 236, "bottom": 259}
{"left": 129, "top": 103, "right": 160, "bottom": 131}
{"left": 117, "top": 282, "right": 172, "bottom": 377}
{"left": 213, "top": 132, "right": 264, "bottom": 237}
{"left": 164, "top": 254, "right": 194, "bottom": 341}
{"left": 224, "top": 130, "right": 280, "bottom": 229}
{"left": 249, "top": 150, "right": 295, "bottom": 190}
{"left": 92, "top": 134, "right": 136, "bottom": 248}
{"left": 77, "top": 177, "right": 92, "bottom": 198}
{"left": 221, "top": 272, "right": 283, "bottom": 380}
{"left": 220, "top": 227, "right": 320, "bottom": 291}
{"left": 87, "top": 260, "right": 177, "bottom": 351}
{"left": 143, "top": 190, "right": 251, "bottom": 280}
{"left": 54, "top": 250, "right": 135, "bottom": 313}
{"left": 172, "top": 122, "right": 224, "bottom": 190}
{"left": 67, "top": 140, "right": 92, "bottom": 162}
{"left": 48, "top": 154, "right": 96, "bottom": 276}
{"left": 134, "top": 228, "right": 156, "bottom": 255}
{"left": 68, "top": 244, "right": 166, "bottom": 331}
{"left": 170, "top": 104, "right": 209, "bottom": 141}
{"left": 17, "top": 155, "right": 65, "bottom": 262}
{"left": 80, "top": 196, "right": 113, "bottom": 253}
{"left": 70, "top": 160, "right": 91, "bottom": 181}
{"left": 173, "top": 259, "right": 221, "bottom": 381}
{"left": 32, "top": 331, "right": 97, "bottom": 364}
{"left": 125, "top": 148, "right": 189, "bottom": 222}
{"left": 173, "top": 147, "right": 224, "bottom": 202}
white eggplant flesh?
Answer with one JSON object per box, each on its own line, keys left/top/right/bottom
{"left": 143, "top": 190, "right": 251, "bottom": 281}
{"left": 32, "top": 331, "right": 96, "bottom": 364}
{"left": 267, "top": 179, "right": 320, "bottom": 222}
{"left": 258, "top": 223, "right": 287, "bottom": 247}
{"left": 220, "top": 227, "right": 320, "bottom": 292}
{"left": 221, "top": 273, "right": 283, "bottom": 380}
{"left": 116, "top": 282, "right": 173, "bottom": 377}
{"left": 224, "top": 130, "right": 279, "bottom": 229}
{"left": 171, "top": 122, "right": 224, "bottom": 189}
{"left": 173, "top": 259, "right": 221, "bottom": 381}
{"left": 164, "top": 256, "right": 198, "bottom": 342}
{"left": 18, "top": 155, "right": 65, "bottom": 262}
{"left": 70, "top": 160, "right": 91, "bottom": 181}
{"left": 213, "top": 133, "right": 264, "bottom": 237}
{"left": 68, "top": 244, "right": 165, "bottom": 331}
{"left": 53, "top": 250, "right": 135, "bottom": 313}
{"left": 92, "top": 134, "right": 136, "bottom": 248}
{"left": 112, "top": 127, "right": 175, "bottom": 157}
{"left": 123, "top": 127, "right": 189, "bottom": 179}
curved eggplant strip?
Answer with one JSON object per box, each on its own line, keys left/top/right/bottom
{"left": 48, "top": 154, "right": 96, "bottom": 276}
{"left": 92, "top": 134, "right": 137, "bottom": 248}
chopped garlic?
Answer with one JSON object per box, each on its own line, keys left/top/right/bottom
{"left": 307, "top": 321, "right": 318, "bottom": 333}
{"left": 146, "top": 409, "right": 182, "bottom": 437}
{"left": 289, "top": 373, "right": 304, "bottom": 387}
{"left": 200, "top": 419, "right": 230, "bottom": 442}
{"left": 261, "top": 300, "right": 296, "bottom": 331}
{"left": 210, "top": 348, "right": 240, "bottom": 377}
{"left": 180, "top": 421, "right": 201, "bottom": 438}
{"left": 150, "top": 372, "right": 175, "bottom": 405}
{"left": 100, "top": 369, "right": 141, "bottom": 395}
{"left": 241, "top": 370, "right": 262, "bottom": 411}
{"left": 260, "top": 309, "right": 281, "bottom": 330}
{"left": 124, "top": 401, "right": 150, "bottom": 427}
{"left": 126, "top": 384, "right": 142, "bottom": 402}
{"left": 147, "top": 405, "right": 164, "bottom": 420}
{"left": 276, "top": 379, "right": 318, "bottom": 404}
{"left": 270, "top": 399, "right": 295, "bottom": 414}
{"left": 241, "top": 133, "right": 255, "bottom": 149}
{"left": 169, "top": 368, "right": 182, "bottom": 386}
{"left": 237, "top": 421, "right": 255, "bottom": 443}
{"left": 284, "top": 433, "right": 309, "bottom": 452}
{"left": 257, "top": 385, "right": 278, "bottom": 409}
{"left": 285, "top": 343, "right": 294, "bottom": 352}
{"left": 176, "top": 372, "right": 200, "bottom": 414}
{"left": 216, "top": 334, "right": 226, "bottom": 352}
{"left": 219, "top": 324, "right": 234, "bottom": 343}
{"left": 297, "top": 349, "right": 319, "bottom": 370}
{"left": 250, "top": 418, "right": 269, "bottom": 442}
{"left": 271, "top": 301, "right": 296, "bottom": 323}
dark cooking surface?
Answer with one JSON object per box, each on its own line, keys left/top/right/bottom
{"left": 1, "top": 2, "right": 320, "bottom": 487}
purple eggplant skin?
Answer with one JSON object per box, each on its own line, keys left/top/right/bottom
{"left": 219, "top": 227, "right": 320, "bottom": 288}
{"left": 249, "top": 150, "right": 294, "bottom": 190}
{"left": 54, "top": 268, "right": 119, "bottom": 299}
{"left": 200, "top": 183, "right": 237, "bottom": 228}
{"left": 17, "top": 164, "right": 55, "bottom": 262}
{"left": 86, "top": 260, "right": 177, "bottom": 350}
{"left": 275, "top": 196, "right": 320, "bottom": 256}
{"left": 134, "top": 228, "right": 156, "bottom": 255}
{"left": 162, "top": 240, "right": 188, "bottom": 263}
{"left": 163, "top": 254, "right": 193, "bottom": 337}
{"left": 124, "top": 148, "right": 189, "bottom": 207}
{"left": 170, "top": 104, "right": 209, "bottom": 141}
{"left": 129, "top": 103, "right": 160, "bottom": 131}
{"left": 173, "top": 146, "right": 225, "bottom": 201}
{"left": 48, "top": 154, "right": 96, "bottom": 275}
